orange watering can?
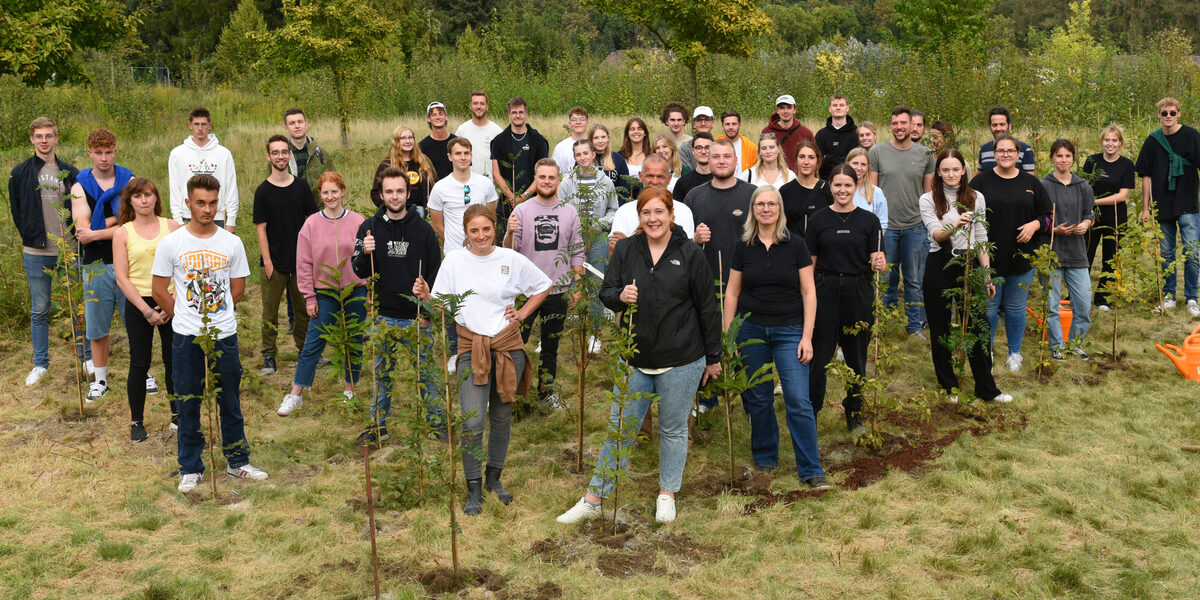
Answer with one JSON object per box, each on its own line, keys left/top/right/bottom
{"left": 1155, "top": 325, "right": 1200, "bottom": 382}
{"left": 1027, "top": 300, "right": 1073, "bottom": 342}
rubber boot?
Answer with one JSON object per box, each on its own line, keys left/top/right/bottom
{"left": 484, "top": 466, "right": 513, "bottom": 505}
{"left": 464, "top": 479, "right": 483, "bottom": 516}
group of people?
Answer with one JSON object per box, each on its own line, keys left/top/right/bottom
{"left": 9, "top": 92, "right": 1199, "bottom": 521}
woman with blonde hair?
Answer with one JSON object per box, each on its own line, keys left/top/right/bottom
{"left": 591, "top": 123, "right": 632, "bottom": 201}
{"left": 741, "top": 133, "right": 796, "bottom": 190}
{"left": 857, "top": 121, "right": 878, "bottom": 150}
{"left": 372, "top": 125, "right": 436, "bottom": 215}
{"left": 845, "top": 147, "right": 889, "bottom": 229}
{"left": 653, "top": 134, "right": 690, "bottom": 192}
{"left": 1082, "top": 124, "right": 1135, "bottom": 310}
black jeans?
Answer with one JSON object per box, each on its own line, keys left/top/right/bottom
{"left": 124, "top": 297, "right": 175, "bottom": 423}
{"left": 810, "top": 272, "right": 873, "bottom": 417}
{"left": 1086, "top": 202, "right": 1127, "bottom": 307}
{"left": 923, "top": 248, "right": 1000, "bottom": 400}
{"left": 520, "top": 292, "right": 567, "bottom": 396}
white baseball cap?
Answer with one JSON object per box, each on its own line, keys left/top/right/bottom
{"left": 693, "top": 106, "right": 714, "bottom": 119}
{"left": 775, "top": 95, "right": 796, "bottom": 107}
{"left": 426, "top": 101, "right": 446, "bottom": 115}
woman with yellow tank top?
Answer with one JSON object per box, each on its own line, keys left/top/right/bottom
{"left": 113, "top": 178, "right": 181, "bottom": 442}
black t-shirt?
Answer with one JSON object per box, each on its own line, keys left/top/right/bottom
{"left": 1082, "top": 153, "right": 1135, "bottom": 200}
{"left": 969, "top": 170, "right": 1051, "bottom": 275}
{"left": 731, "top": 235, "right": 813, "bottom": 326}
{"left": 81, "top": 188, "right": 117, "bottom": 265}
{"left": 805, "top": 207, "right": 881, "bottom": 276}
{"left": 253, "top": 177, "right": 318, "bottom": 273}
{"left": 683, "top": 179, "right": 756, "bottom": 284}
{"left": 673, "top": 170, "right": 713, "bottom": 205}
{"left": 1135, "top": 126, "right": 1200, "bottom": 221}
{"left": 490, "top": 126, "right": 550, "bottom": 197}
{"left": 779, "top": 178, "right": 833, "bottom": 237}
{"left": 419, "top": 134, "right": 457, "bottom": 181}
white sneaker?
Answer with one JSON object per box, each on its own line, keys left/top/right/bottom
{"left": 446, "top": 356, "right": 457, "bottom": 374}
{"left": 991, "top": 393, "right": 1013, "bottom": 403}
{"left": 1096, "top": 304, "right": 1110, "bottom": 312}
{"left": 86, "top": 381, "right": 108, "bottom": 403}
{"left": 556, "top": 497, "right": 602, "bottom": 523}
{"left": 146, "top": 375, "right": 159, "bottom": 394}
{"left": 773, "top": 383, "right": 783, "bottom": 396}
{"left": 1189, "top": 299, "right": 1200, "bottom": 317}
{"left": 691, "top": 404, "right": 711, "bottom": 418}
{"left": 587, "top": 336, "right": 602, "bottom": 354}
{"left": 1155, "top": 298, "right": 1177, "bottom": 312}
{"left": 84, "top": 359, "right": 95, "bottom": 376}
{"left": 277, "top": 393, "right": 303, "bottom": 416}
{"left": 1005, "top": 353, "right": 1023, "bottom": 372}
{"left": 25, "top": 366, "right": 48, "bottom": 386}
{"left": 178, "top": 472, "right": 203, "bottom": 492}
{"left": 835, "top": 347, "right": 844, "bottom": 362}
{"left": 227, "top": 464, "right": 269, "bottom": 481}
{"left": 342, "top": 390, "right": 355, "bottom": 405}
{"left": 948, "top": 395, "right": 959, "bottom": 404}
{"left": 655, "top": 494, "right": 676, "bottom": 523}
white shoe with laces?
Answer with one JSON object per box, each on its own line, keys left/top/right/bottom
{"left": 277, "top": 393, "right": 303, "bottom": 416}
{"left": 146, "top": 375, "right": 159, "bottom": 394}
{"left": 556, "top": 497, "right": 602, "bottom": 523}
{"left": 1155, "top": 298, "right": 1177, "bottom": 312}
{"left": 1005, "top": 353, "right": 1023, "bottom": 372}
{"left": 655, "top": 494, "right": 676, "bottom": 523}
{"left": 226, "top": 464, "right": 269, "bottom": 481}
{"left": 991, "top": 393, "right": 1013, "bottom": 403}
{"left": 1189, "top": 299, "right": 1200, "bottom": 317}
{"left": 178, "top": 472, "right": 203, "bottom": 492}
{"left": 25, "top": 366, "right": 48, "bottom": 386}
{"left": 87, "top": 381, "right": 108, "bottom": 403}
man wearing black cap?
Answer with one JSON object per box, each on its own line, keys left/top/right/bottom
{"left": 419, "top": 101, "right": 457, "bottom": 180}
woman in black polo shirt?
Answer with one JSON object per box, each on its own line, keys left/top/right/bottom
{"left": 806, "top": 164, "right": 886, "bottom": 433}
{"left": 723, "top": 186, "right": 826, "bottom": 488}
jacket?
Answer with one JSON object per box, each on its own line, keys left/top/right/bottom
{"left": 296, "top": 208, "right": 366, "bottom": 303}
{"left": 8, "top": 155, "right": 78, "bottom": 249}
{"left": 288, "top": 136, "right": 326, "bottom": 184}
{"left": 815, "top": 114, "right": 859, "bottom": 179}
{"left": 763, "top": 114, "right": 815, "bottom": 173}
{"left": 352, "top": 206, "right": 443, "bottom": 319}
{"left": 167, "top": 134, "right": 239, "bottom": 226}
{"left": 1041, "top": 172, "right": 1095, "bottom": 269}
{"left": 601, "top": 226, "right": 722, "bottom": 368}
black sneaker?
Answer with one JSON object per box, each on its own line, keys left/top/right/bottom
{"left": 260, "top": 355, "right": 277, "bottom": 375}
{"left": 846, "top": 414, "right": 865, "bottom": 435}
{"left": 754, "top": 463, "right": 776, "bottom": 473}
{"left": 805, "top": 476, "right": 833, "bottom": 490}
{"left": 1051, "top": 349, "right": 1065, "bottom": 361}
{"left": 130, "top": 422, "right": 148, "bottom": 442}
{"left": 356, "top": 426, "right": 389, "bottom": 447}
{"left": 1073, "top": 348, "right": 1090, "bottom": 361}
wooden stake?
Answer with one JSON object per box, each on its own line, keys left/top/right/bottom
{"left": 363, "top": 445, "right": 381, "bottom": 600}
{"left": 719, "top": 252, "right": 734, "bottom": 489}
{"left": 439, "top": 311, "right": 459, "bottom": 580}
{"left": 64, "top": 262, "right": 85, "bottom": 417}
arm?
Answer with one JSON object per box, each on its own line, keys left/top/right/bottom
{"left": 223, "top": 158, "right": 239, "bottom": 231}
{"left": 599, "top": 241, "right": 629, "bottom": 312}
{"left": 511, "top": 288, "right": 550, "bottom": 322}
{"left": 797, "top": 265, "right": 816, "bottom": 364}
{"left": 1141, "top": 176, "right": 1153, "bottom": 220}
{"left": 688, "top": 248, "right": 724, "bottom": 382}
{"left": 231, "top": 277, "right": 246, "bottom": 303}
{"left": 722, "top": 269, "right": 741, "bottom": 332}
{"left": 430, "top": 209, "right": 445, "bottom": 241}
{"left": 922, "top": 172, "right": 934, "bottom": 194}
{"left": 350, "top": 223, "right": 372, "bottom": 280}
{"left": 168, "top": 153, "right": 187, "bottom": 221}
{"left": 1096, "top": 187, "right": 1132, "bottom": 206}
{"left": 70, "top": 183, "right": 97, "bottom": 243}
{"left": 492, "top": 158, "right": 515, "bottom": 201}
{"left": 870, "top": 170, "right": 879, "bottom": 188}
{"left": 255, "top": 222, "right": 273, "bottom": 279}
{"left": 152, "top": 275, "right": 174, "bottom": 319}
{"left": 112, "top": 227, "right": 154, "bottom": 317}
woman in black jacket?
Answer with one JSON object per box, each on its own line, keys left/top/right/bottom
{"left": 557, "top": 186, "right": 721, "bottom": 525}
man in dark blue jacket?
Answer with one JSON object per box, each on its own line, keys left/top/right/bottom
{"left": 7, "top": 116, "right": 87, "bottom": 386}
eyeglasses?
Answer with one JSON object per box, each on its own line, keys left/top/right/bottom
{"left": 995, "top": 149, "right": 1018, "bottom": 155}
{"left": 752, "top": 201, "right": 780, "bottom": 210}
{"left": 694, "top": 145, "right": 711, "bottom": 152}
{"left": 1161, "top": 110, "right": 1179, "bottom": 117}
{"left": 463, "top": 184, "right": 471, "bottom": 205}
{"left": 268, "top": 150, "right": 290, "bottom": 157}
{"left": 569, "top": 117, "right": 588, "bottom": 123}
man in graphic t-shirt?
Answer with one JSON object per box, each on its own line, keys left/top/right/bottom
{"left": 153, "top": 174, "right": 268, "bottom": 493}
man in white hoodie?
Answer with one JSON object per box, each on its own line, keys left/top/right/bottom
{"left": 168, "top": 108, "right": 239, "bottom": 232}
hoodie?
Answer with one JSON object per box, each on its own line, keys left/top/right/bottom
{"left": 1042, "top": 173, "right": 1095, "bottom": 269}
{"left": 762, "top": 114, "right": 815, "bottom": 173}
{"left": 815, "top": 114, "right": 859, "bottom": 179}
{"left": 352, "top": 206, "right": 442, "bottom": 320}
{"left": 168, "top": 134, "right": 240, "bottom": 226}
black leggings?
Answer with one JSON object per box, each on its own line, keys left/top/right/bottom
{"left": 1086, "top": 203, "right": 1127, "bottom": 307}
{"left": 810, "top": 272, "right": 873, "bottom": 416}
{"left": 124, "top": 297, "right": 175, "bottom": 423}
{"left": 519, "top": 292, "right": 568, "bottom": 396}
{"left": 924, "top": 247, "right": 1000, "bottom": 400}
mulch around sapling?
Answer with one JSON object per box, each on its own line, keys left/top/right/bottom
{"left": 531, "top": 519, "right": 723, "bottom": 578}
{"left": 417, "top": 566, "right": 507, "bottom": 595}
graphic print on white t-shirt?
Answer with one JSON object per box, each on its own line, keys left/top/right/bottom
{"left": 179, "top": 248, "right": 231, "bottom": 316}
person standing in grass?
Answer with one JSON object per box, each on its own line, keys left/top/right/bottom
{"left": 254, "top": 135, "right": 318, "bottom": 376}
{"left": 70, "top": 128, "right": 135, "bottom": 403}
{"left": 168, "top": 108, "right": 239, "bottom": 232}
{"left": 807, "top": 165, "right": 887, "bottom": 433}
{"left": 283, "top": 107, "right": 327, "bottom": 186}
{"left": 762, "top": 95, "right": 815, "bottom": 173}
{"left": 717, "top": 110, "right": 758, "bottom": 174}
{"left": 779, "top": 140, "right": 833, "bottom": 238}
{"left": 920, "top": 149, "right": 1011, "bottom": 404}
{"left": 504, "top": 159, "right": 586, "bottom": 409}
{"left": 491, "top": 97, "right": 550, "bottom": 214}
{"left": 1083, "top": 125, "right": 1135, "bottom": 311}
{"left": 372, "top": 125, "right": 436, "bottom": 217}
{"left": 1136, "top": 97, "right": 1200, "bottom": 316}
{"left": 454, "top": 91, "right": 503, "bottom": 180}
{"left": 552, "top": 106, "right": 590, "bottom": 174}
{"left": 846, "top": 147, "right": 889, "bottom": 230}
{"left": 351, "top": 167, "right": 444, "bottom": 446}
{"left": 679, "top": 106, "right": 714, "bottom": 171}
{"left": 277, "top": 172, "right": 367, "bottom": 417}
{"left": 417, "top": 204, "right": 551, "bottom": 516}
{"left": 152, "top": 174, "right": 267, "bottom": 492}
{"left": 113, "top": 177, "right": 181, "bottom": 441}
{"left": 722, "top": 186, "right": 828, "bottom": 487}
{"left": 976, "top": 106, "right": 1036, "bottom": 175}
{"left": 8, "top": 116, "right": 87, "bottom": 387}
{"left": 620, "top": 118, "right": 652, "bottom": 180}
{"left": 739, "top": 133, "right": 796, "bottom": 190}
{"left": 1043, "top": 139, "right": 1095, "bottom": 359}
{"left": 815, "top": 94, "right": 859, "bottom": 180}
{"left": 419, "top": 101, "right": 457, "bottom": 181}
{"left": 970, "top": 135, "right": 1052, "bottom": 373}
{"left": 557, "top": 187, "right": 722, "bottom": 525}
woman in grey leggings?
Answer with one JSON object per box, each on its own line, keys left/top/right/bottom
{"left": 418, "top": 204, "right": 551, "bottom": 515}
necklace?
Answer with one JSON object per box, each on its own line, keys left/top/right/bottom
{"left": 834, "top": 207, "right": 855, "bottom": 223}
{"left": 511, "top": 129, "right": 528, "bottom": 142}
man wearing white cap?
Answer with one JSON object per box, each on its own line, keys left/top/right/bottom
{"left": 419, "top": 101, "right": 457, "bottom": 180}
{"left": 762, "top": 94, "right": 814, "bottom": 173}
{"left": 679, "top": 106, "right": 714, "bottom": 171}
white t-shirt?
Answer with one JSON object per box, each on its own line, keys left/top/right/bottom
{"left": 454, "top": 120, "right": 503, "bottom": 178}
{"left": 739, "top": 167, "right": 796, "bottom": 190}
{"left": 431, "top": 247, "right": 552, "bottom": 337}
{"left": 609, "top": 201, "right": 695, "bottom": 239}
{"left": 428, "top": 172, "right": 499, "bottom": 252}
{"left": 151, "top": 227, "right": 250, "bottom": 338}
{"left": 552, "top": 137, "right": 579, "bottom": 174}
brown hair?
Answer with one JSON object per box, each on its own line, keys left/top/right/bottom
{"left": 117, "top": 177, "right": 162, "bottom": 225}
{"left": 620, "top": 118, "right": 652, "bottom": 159}
{"left": 660, "top": 102, "right": 688, "bottom": 125}
{"left": 462, "top": 204, "right": 497, "bottom": 246}
{"left": 447, "top": 137, "right": 473, "bottom": 153}
{"left": 266, "top": 134, "right": 289, "bottom": 152}
{"left": 29, "top": 117, "right": 57, "bottom": 136}
{"left": 86, "top": 128, "right": 116, "bottom": 150}
{"left": 931, "top": 149, "right": 976, "bottom": 219}
{"left": 792, "top": 139, "right": 822, "bottom": 177}
{"left": 187, "top": 174, "right": 220, "bottom": 196}
{"left": 589, "top": 123, "right": 615, "bottom": 171}
{"left": 188, "top": 107, "right": 211, "bottom": 122}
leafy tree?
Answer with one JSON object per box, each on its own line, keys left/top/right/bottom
{"left": 0, "top": 0, "right": 139, "bottom": 85}
{"left": 582, "top": 0, "right": 773, "bottom": 105}
{"left": 263, "top": 0, "right": 393, "bottom": 147}
{"left": 891, "top": 0, "right": 993, "bottom": 58}
{"left": 213, "top": 0, "right": 269, "bottom": 82}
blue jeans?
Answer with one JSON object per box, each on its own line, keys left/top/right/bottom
{"left": 988, "top": 268, "right": 1035, "bottom": 356}
{"left": 1047, "top": 267, "right": 1093, "bottom": 349}
{"left": 587, "top": 356, "right": 705, "bottom": 497}
{"left": 83, "top": 262, "right": 125, "bottom": 340}
{"left": 173, "top": 333, "right": 249, "bottom": 475}
{"left": 371, "top": 316, "right": 441, "bottom": 429}
{"left": 24, "top": 252, "right": 89, "bottom": 368}
{"left": 884, "top": 226, "right": 928, "bottom": 332}
{"left": 1159, "top": 213, "right": 1200, "bottom": 301}
{"left": 292, "top": 287, "right": 366, "bottom": 389}
{"left": 738, "top": 321, "right": 823, "bottom": 480}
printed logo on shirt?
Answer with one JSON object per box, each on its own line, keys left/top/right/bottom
{"left": 186, "top": 159, "right": 219, "bottom": 176}
{"left": 732, "top": 209, "right": 744, "bottom": 217}
{"left": 407, "top": 170, "right": 420, "bottom": 186}
{"left": 501, "top": 265, "right": 510, "bottom": 275}
{"left": 387, "top": 240, "right": 409, "bottom": 257}
{"left": 836, "top": 229, "right": 851, "bottom": 234}
{"left": 670, "top": 259, "right": 681, "bottom": 266}
{"left": 533, "top": 214, "right": 560, "bottom": 251}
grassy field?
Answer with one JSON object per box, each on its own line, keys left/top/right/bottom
{"left": 3, "top": 116, "right": 1200, "bottom": 599}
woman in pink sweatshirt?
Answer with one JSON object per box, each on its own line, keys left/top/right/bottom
{"left": 277, "top": 171, "right": 367, "bottom": 416}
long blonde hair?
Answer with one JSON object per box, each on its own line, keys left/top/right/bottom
{"left": 388, "top": 125, "right": 436, "bottom": 183}
{"left": 752, "top": 133, "right": 792, "bottom": 180}
{"left": 845, "top": 147, "right": 874, "bottom": 206}
{"left": 653, "top": 134, "right": 682, "bottom": 175}
{"left": 741, "top": 185, "right": 789, "bottom": 243}
{"left": 589, "top": 123, "right": 616, "bottom": 171}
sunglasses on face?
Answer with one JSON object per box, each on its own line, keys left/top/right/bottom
{"left": 1161, "top": 110, "right": 1179, "bottom": 117}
